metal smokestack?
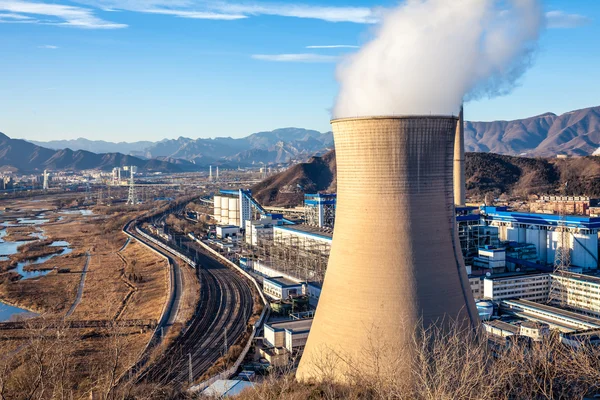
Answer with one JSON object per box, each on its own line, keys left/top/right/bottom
{"left": 454, "top": 106, "right": 466, "bottom": 206}
{"left": 297, "top": 116, "right": 478, "bottom": 381}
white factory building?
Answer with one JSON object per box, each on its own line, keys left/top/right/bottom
{"left": 482, "top": 273, "right": 551, "bottom": 302}
{"left": 245, "top": 216, "right": 284, "bottom": 246}
{"left": 550, "top": 272, "right": 600, "bottom": 318}
{"left": 263, "top": 276, "right": 303, "bottom": 300}
{"left": 261, "top": 318, "right": 313, "bottom": 367}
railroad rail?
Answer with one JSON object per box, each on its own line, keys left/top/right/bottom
{"left": 0, "top": 319, "right": 157, "bottom": 331}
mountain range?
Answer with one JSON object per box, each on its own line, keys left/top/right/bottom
{"left": 0, "top": 132, "right": 181, "bottom": 173}
{"left": 251, "top": 150, "right": 600, "bottom": 207}
{"left": 32, "top": 128, "right": 334, "bottom": 167}
{"left": 2, "top": 105, "right": 599, "bottom": 172}
{"left": 465, "top": 106, "right": 600, "bottom": 156}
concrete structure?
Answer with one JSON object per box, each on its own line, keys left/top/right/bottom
{"left": 297, "top": 116, "right": 479, "bottom": 381}
{"left": 482, "top": 206, "right": 599, "bottom": 270}
{"left": 454, "top": 106, "right": 466, "bottom": 206}
{"left": 263, "top": 276, "right": 303, "bottom": 300}
{"left": 483, "top": 273, "right": 550, "bottom": 302}
{"left": 273, "top": 225, "right": 332, "bottom": 256}
{"left": 264, "top": 318, "right": 313, "bottom": 353}
{"left": 304, "top": 194, "right": 336, "bottom": 228}
{"left": 216, "top": 225, "right": 240, "bottom": 240}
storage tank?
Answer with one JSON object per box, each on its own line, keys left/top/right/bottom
{"left": 221, "top": 196, "right": 229, "bottom": 213}
{"left": 297, "top": 116, "right": 479, "bottom": 382}
{"left": 214, "top": 196, "right": 221, "bottom": 222}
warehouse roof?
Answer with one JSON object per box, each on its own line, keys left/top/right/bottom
{"left": 264, "top": 276, "right": 302, "bottom": 288}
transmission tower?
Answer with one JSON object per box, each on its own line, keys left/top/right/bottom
{"left": 548, "top": 183, "right": 571, "bottom": 307}
{"left": 126, "top": 166, "right": 138, "bottom": 206}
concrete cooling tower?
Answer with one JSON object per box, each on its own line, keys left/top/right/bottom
{"left": 297, "top": 116, "right": 479, "bottom": 381}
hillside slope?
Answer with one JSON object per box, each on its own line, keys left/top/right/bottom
{"left": 252, "top": 150, "right": 600, "bottom": 206}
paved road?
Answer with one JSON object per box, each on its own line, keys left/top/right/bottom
{"left": 65, "top": 251, "right": 91, "bottom": 318}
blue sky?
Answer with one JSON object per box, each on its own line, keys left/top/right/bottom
{"left": 0, "top": 0, "right": 598, "bottom": 142}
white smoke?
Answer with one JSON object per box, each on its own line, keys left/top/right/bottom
{"left": 334, "top": 0, "right": 544, "bottom": 118}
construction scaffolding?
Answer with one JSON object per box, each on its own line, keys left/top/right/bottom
{"left": 248, "top": 234, "right": 330, "bottom": 284}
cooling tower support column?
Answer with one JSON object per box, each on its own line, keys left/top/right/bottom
{"left": 297, "top": 116, "right": 478, "bottom": 382}
{"left": 454, "top": 106, "right": 466, "bottom": 206}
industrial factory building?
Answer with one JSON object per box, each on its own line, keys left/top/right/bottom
{"left": 550, "top": 272, "right": 600, "bottom": 318}
{"left": 273, "top": 225, "right": 332, "bottom": 256}
{"left": 304, "top": 194, "right": 336, "bottom": 229}
{"left": 262, "top": 276, "right": 303, "bottom": 300}
{"left": 244, "top": 216, "right": 284, "bottom": 246}
{"left": 483, "top": 273, "right": 550, "bottom": 302}
{"left": 261, "top": 319, "right": 313, "bottom": 367}
{"left": 482, "top": 206, "right": 599, "bottom": 270}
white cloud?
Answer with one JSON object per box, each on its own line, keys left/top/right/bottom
{"left": 252, "top": 53, "right": 338, "bottom": 63}
{"left": 73, "top": 0, "right": 379, "bottom": 23}
{"left": 546, "top": 11, "right": 592, "bottom": 29}
{"left": 141, "top": 8, "right": 246, "bottom": 20}
{"left": 214, "top": 2, "right": 379, "bottom": 23}
{"left": 39, "top": 44, "right": 58, "bottom": 49}
{"left": 306, "top": 45, "right": 359, "bottom": 49}
{"left": 0, "top": 0, "right": 127, "bottom": 28}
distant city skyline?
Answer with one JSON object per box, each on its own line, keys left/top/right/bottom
{"left": 0, "top": 0, "right": 598, "bottom": 142}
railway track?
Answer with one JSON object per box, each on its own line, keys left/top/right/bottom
{"left": 125, "top": 209, "right": 254, "bottom": 388}
{"left": 137, "top": 236, "right": 253, "bottom": 388}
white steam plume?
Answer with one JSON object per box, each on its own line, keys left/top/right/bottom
{"left": 334, "top": 0, "right": 543, "bottom": 118}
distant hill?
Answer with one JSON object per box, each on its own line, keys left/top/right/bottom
{"left": 465, "top": 106, "right": 600, "bottom": 156}
{"left": 136, "top": 128, "right": 334, "bottom": 167}
{"left": 29, "top": 138, "right": 154, "bottom": 155}
{"left": 0, "top": 132, "right": 184, "bottom": 173}
{"left": 252, "top": 150, "right": 600, "bottom": 207}
{"left": 30, "top": 128, "right": 334, "bottom": 167}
